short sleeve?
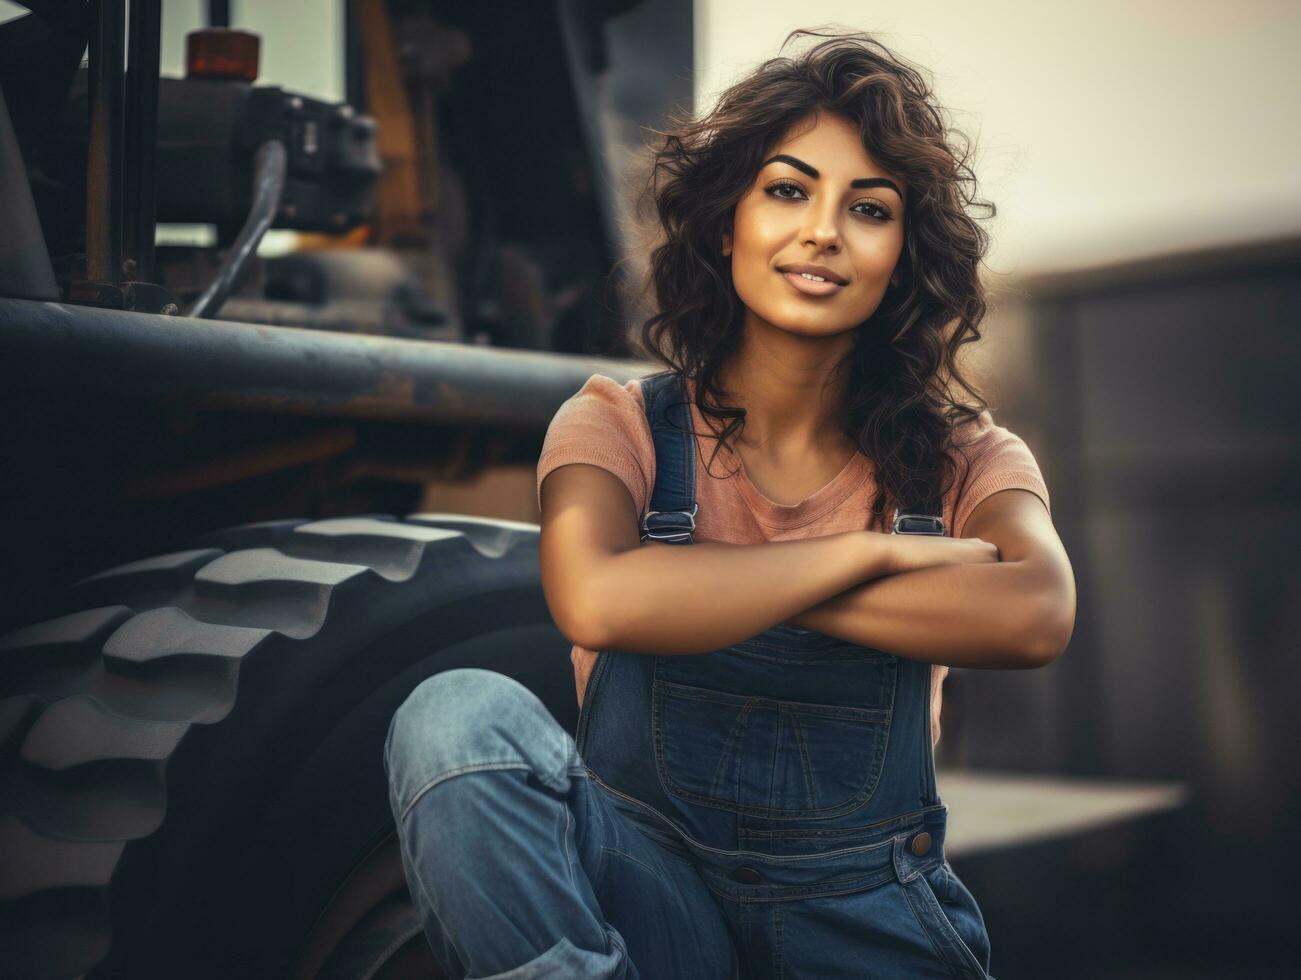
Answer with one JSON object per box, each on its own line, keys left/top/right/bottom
{"left": 949, "top": 409, "right": 1051, "bottom": 539}
{"left": 536, "top": 374, "right": 656, "bottom": 516}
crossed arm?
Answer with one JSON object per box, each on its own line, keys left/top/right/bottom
{"left": 783, "top": 488, "right": 1076, "bottom": 669}
{"left": 542, "top": 465, "right": 1076, "bottom": 673}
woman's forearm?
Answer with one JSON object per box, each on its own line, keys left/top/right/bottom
{"left": 584, "top": 531, "right": 898, "bottom": 655}
{"left": 786, "top": 559, "right": 1060, "bottom": 669}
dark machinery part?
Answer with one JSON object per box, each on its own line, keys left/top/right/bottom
{"left": 208, "top": 0, "right": 230, "bottom": 29}
{"left": 187, "top": 139, "right": 288, "bottom": 319}
{"left": 6, "top": 0, "right": 176, "bottom": 312}
{"left": 85, "top": 0, "right": 125, "bottom": 286}
{"left": 0, "top": 296, "right": 651, "bottom": 428}
{"left": 2, "top": 1, "right": 649, "bottom": 354}
{"left": 150, "top": 77, "right": 381, "bottom": 237}
{"left": 49, "top": 69, "right": 380, "bottom": 311}
{"left": 122, "top": 0, "right": 162, "bottom": 285}
{"left": 31, "top": 60, "right": 380, "bottom": 304}
{"left": 0, "top": 86, "right": 58, "bottom": 300}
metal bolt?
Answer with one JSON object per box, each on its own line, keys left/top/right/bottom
{"left": 287, "top": 96, "right": 304, "bottom": 112}
{"left": 160, "top": 303, "right": 180, "bottom": 315}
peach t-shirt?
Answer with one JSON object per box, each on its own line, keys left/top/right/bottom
{"left": 536, "top": 372, "right": 1052, "bottom": 747}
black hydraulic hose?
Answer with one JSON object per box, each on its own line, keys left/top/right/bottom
{"left": 186, "top": 139, "right": 287, "bottom": 319}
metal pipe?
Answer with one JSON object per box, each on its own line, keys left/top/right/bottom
{"left": 122, "top": 0, "right": 161, "bottom": 283}
{"left": 207, "top": 0, "right": 230, "bottom": 28}
{"left": 0, "top": 297, "right": 655, "bottom": 427}
{"left": 86, "top": 0, "right": 126, "bottom": 284}
{"left": 187, "top": 139, "right": 287, "bottom": 318}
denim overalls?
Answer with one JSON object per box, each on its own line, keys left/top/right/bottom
{"left": 384, "top": 370, "right": 996, "bottom": 978}
{"left": 576, "top": 370, "right": 995, "bottom": 978}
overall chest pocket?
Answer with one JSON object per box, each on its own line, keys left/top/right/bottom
{"left": 651, "top": 640, "right": 897, "bottom": 818}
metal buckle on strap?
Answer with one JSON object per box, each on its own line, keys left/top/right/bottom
{"left": 640, "top": 503, "right": 698, "bottom": 543}
{"left": 892, "top": 507, "right": 946, "bottom": 536}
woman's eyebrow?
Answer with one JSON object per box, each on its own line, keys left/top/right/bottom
{"left": 761, "top": 153, "right": 904, "bottom": 199}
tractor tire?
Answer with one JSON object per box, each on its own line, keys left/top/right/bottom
{"left": 0, "top": 514, "right": 576, "bottom": 980}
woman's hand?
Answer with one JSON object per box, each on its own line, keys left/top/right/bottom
{"left": 886, "top": 532, "right": 1001, "bottom": 574}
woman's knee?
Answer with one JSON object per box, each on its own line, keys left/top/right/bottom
{"left": 384, "top": 668, "right": 578, "bottom": 818}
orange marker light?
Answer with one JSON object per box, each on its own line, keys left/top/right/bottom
{"left": 185, "top": 28, "right": 260, "bottom": 82}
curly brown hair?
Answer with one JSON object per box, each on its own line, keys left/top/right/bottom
{"left": 631, "top": 27, "right": 996, "bottom": 532}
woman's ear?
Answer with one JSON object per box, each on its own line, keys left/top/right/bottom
{"left": 721, "top": 230, "right": 732, "bottom": 257}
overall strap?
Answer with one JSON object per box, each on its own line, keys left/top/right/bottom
{"left": 892, "top": 490, "right": 946, "bottom": 535}
{"left": 636, "top": 369, "right": 942, "bottom": 537}
{"left": 638, "top": 370, "right": 698, "bottom": 545}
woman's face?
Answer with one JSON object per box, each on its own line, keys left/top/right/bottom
{"left": 723, "top": 110, "right": 907, "bottom": 340}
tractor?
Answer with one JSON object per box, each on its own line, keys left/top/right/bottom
{"left": 0, "top": 0, "right": 691, "bottom": 975}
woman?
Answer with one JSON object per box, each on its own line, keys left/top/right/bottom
{"left": 384, "top": 28, "right": 1076, "bottom": 979}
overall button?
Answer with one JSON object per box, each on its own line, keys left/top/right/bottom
{"left": 731, "top": 866, "right": 762, "bottom": 884}
{"left": 910, "top": 831, "right": 932, "bottom": 856}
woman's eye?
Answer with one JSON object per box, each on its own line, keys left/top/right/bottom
{"left": 766, "top": 182, "right": 892, "bottom": 220}
{"left": 768, "top": 181, "right": 804, "bottom": 200}
{"left": 853, "top": 200, "right": 893, "bottom": 220}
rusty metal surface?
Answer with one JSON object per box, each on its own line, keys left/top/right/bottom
{"left": 216, "top": 296, "right": 455, "bottom": 336}
{"left": 0, "top": 297, "right": 656, "bottom": 426}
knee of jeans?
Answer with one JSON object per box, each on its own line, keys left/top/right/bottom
{"left": 384, "top": 668, "right": 578, "bottom": 818}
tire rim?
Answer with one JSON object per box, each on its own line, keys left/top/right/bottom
{"left": 291, "top": 829, "right": 443, "bottom": 980}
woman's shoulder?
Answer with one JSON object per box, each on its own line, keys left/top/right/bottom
{"left": 947, "top": 405, "right": 1046, "bottom": 479}
{"left": 569, "top": 369, "right": 650, "bottom": 403}
{"left": 536, "top": 373, "right": 657, "bottom": 514}
{"left": 570, "top": 371, "right": 647, "bottom": 404}
{"left": 945, "top": 404, "right": 1051, "bottom": 534}
{"left": 950, "top": 405, "right": 1026, "bottom": 455}
{"left": 545, "top": 373, "right": 649, "bottom": 432}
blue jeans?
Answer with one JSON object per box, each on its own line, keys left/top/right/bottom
{"left": 384, "top": 668, "right": 993, "bottom": 979}
{"left": 384, "top": 667, "right": 739, "bottom": 978}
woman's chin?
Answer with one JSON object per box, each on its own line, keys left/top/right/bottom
{"left": 763, "top": 312, "right": 867, "bottom": 339}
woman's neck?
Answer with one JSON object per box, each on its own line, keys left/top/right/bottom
{"left": 714, "top": 331, "right": 855, "bottom": 459}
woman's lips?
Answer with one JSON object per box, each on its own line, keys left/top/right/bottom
{"left": 781, "top": 270, "right": 844, "bottom": 296}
